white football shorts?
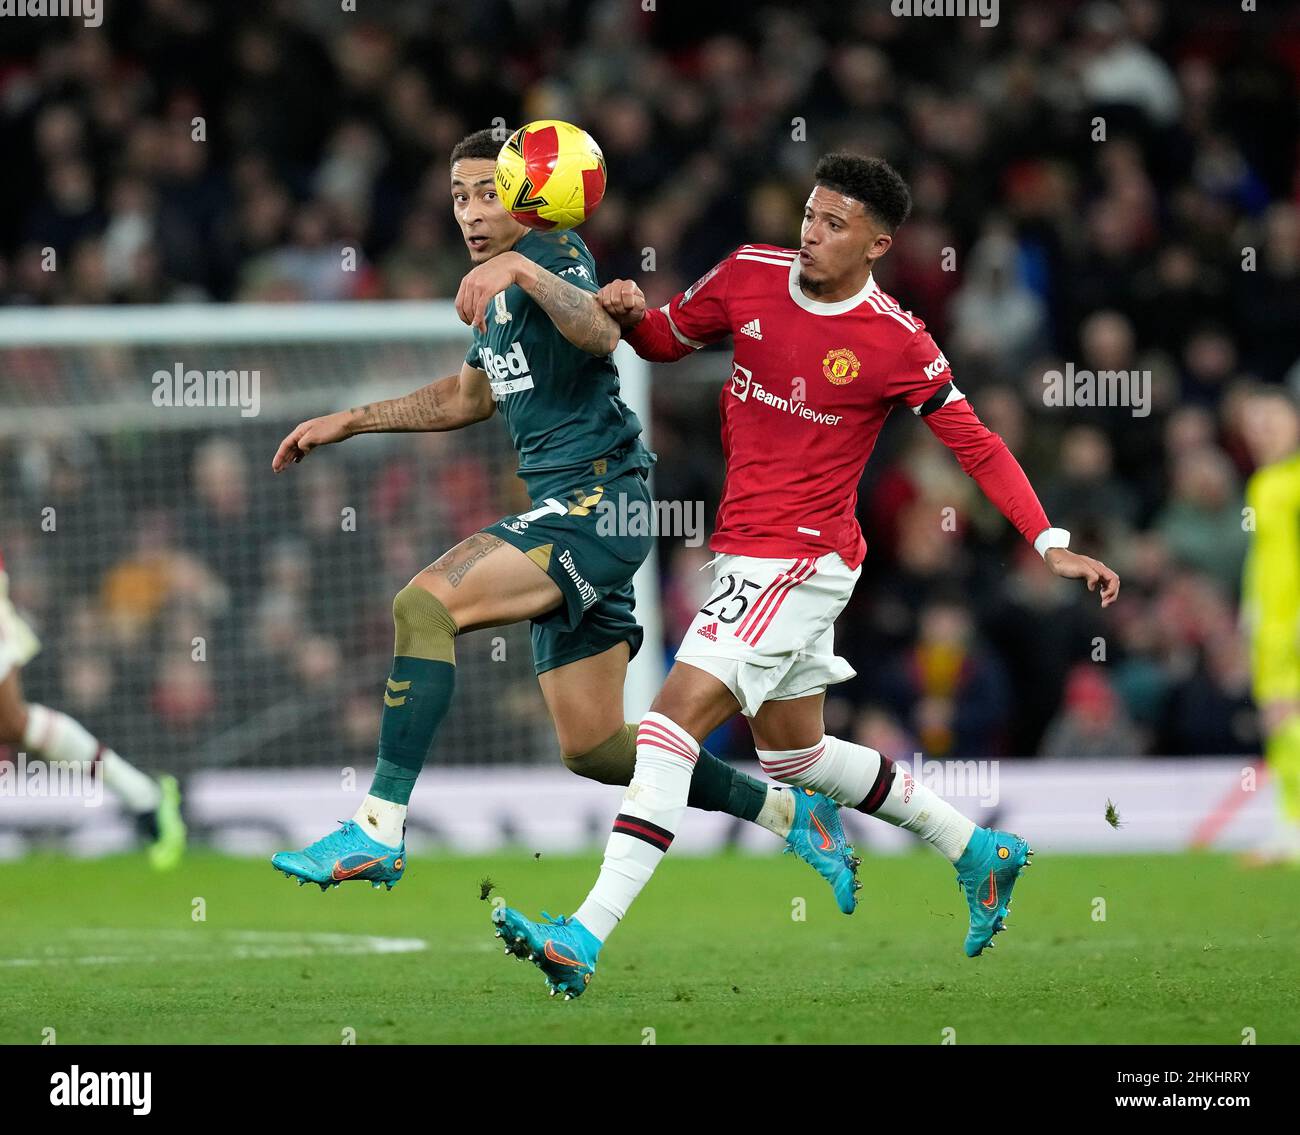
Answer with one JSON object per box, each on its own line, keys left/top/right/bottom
{"left": 674, "top": 551, "right": 860, "bottom": 717}
{"left": 0, "top": 571, "right": 41, "bottom": 684}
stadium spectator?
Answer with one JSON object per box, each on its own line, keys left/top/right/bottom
{"left": 2, "top": 1, "right": 1297, "bottom": 765}
{"left": 1039, "top": 662, "right": 1146, "bottom": 759}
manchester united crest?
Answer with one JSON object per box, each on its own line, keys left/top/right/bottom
{"left": 822, "top": 347, "right": 861, "bottom": 385}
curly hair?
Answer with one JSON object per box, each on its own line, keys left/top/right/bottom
{"left": 813, "top": 152, "right": 912, "bottom": 233}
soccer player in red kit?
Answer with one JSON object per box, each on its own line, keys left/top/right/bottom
{"left": 494, "top": 153, "right": 1120, "bottom": 998}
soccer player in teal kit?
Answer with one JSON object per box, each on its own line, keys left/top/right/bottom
{"left": 267, "top": 130, "right": 860, "bottom": 910}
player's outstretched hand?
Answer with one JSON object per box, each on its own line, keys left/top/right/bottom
{"left": 597, "top": 279, "right": 646, "bottom": 328}
{"left": 1044, "top": 547, "right": 1121, "bottom": 607}
{"left": 272, "top": 410, "right": 355, "bottom": 472}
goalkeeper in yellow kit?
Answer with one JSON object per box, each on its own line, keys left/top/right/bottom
{"left": 1240, "top": 384, "right": 1300, "bottom": 864}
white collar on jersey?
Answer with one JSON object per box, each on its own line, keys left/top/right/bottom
{"left": 787, "top": 257, "right": 878, "bottom": 316}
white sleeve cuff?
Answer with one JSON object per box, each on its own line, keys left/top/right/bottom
{"left": 662, "top": 307, "right": 705, "bottom": 349}
{"left": 1034, "top": 527, "right": 1071, "bottom": 558}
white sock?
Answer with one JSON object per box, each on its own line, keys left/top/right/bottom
{"left": 871, "top": 760, "right": 976, "bottom": 862}
{"left": 23, "top": 703, "right": 160, "bottom": 812}
{"left": 753, "top": 785, "right": 795, "bottom": 837}
{"left": 573, "top": 712, "right": 698, "bottom": 942}
{"left": 353, "top": 794, "right": 406, "bottom": 847}
{"left": 755, "top": 734, "right": 883, "bottom": 807}
{"left": 101, "top": 753, "right": 162, "bottom": 813}
{"left": 757, "top": 734, "right": 976, "bottom": 861}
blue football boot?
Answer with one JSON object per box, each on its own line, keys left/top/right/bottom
{"left": 955, "top": 827, "right": 1032, "bottom": 956}
{"left": 492, "top": 907, "right": 600, "bottom": 1000}
{"left": 784, "top": 788, "right": 862, "bottom": 913}
{"left": 271, "top": 819, "right": 405, "bottom": 891}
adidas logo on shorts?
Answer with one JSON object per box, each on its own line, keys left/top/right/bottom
{"left": 696, "top": 621, "right": 719, "bottom": 641}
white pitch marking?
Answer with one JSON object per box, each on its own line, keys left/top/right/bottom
{"left": 0, "top": 930, "right": 427, "bottom": 967}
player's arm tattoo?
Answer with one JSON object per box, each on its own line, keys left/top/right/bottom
{"left": 521, "top": 266, "right": 621, "bottom": 356}
{"left": 350, "top": 379, "right": 453, "bottom": 432}
{"left": 425, "top": 532, "right": 503, "bottom": 588}
{"left": 350, "top": 369, "right": 491, "bottom": 433}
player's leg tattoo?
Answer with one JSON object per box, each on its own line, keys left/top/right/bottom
{"left": 427, "top": 531, "right": 503, "bottom": 589}
{"left": 351, "top": 535, "right": 562, "bottom": 844}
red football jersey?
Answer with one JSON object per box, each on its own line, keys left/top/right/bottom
{"left": 626, "top": 244, "right": 1051, "bottom": 569}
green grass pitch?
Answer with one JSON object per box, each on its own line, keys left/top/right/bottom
{"left": 1, "top": 850, "right": 1296, "bottom": 1044}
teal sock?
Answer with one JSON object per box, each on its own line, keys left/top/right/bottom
{"left": 368, "top": 584, "right": 459, "bottom": 807}
{"left": 688, "top": 748, "right": 767, "bottom": 821}
{"left": 370, "top": 656, "right": 455, "bottom": 806}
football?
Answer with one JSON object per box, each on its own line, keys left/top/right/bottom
{"left": 495, "top": 119, "right": 606, "bottom": 231}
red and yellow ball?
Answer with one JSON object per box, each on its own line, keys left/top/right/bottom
{"left": 495, "top": 120, "right": 607, "bottom": 232}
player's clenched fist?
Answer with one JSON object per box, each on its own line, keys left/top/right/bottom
{"left": 597, "top": 279, "right": 646, "bottom": 328}
{"left": 272, "top": 410, "right": 356, "bottom": 472}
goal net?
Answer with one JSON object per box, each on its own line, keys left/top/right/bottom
{"left": 0, "top": 303, "right": 662, "bottom": 777}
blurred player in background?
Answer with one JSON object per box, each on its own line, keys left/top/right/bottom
{"left": 496, "top": 153, "right": 1121, "bottom": 998}
{"left": 0, "top": 548, "right": 185, "bottom": 868}
{"left": 1240, "top": 384, "right": 1300, "bottom": 865}
{"left": 266, "top": 130, "right": 860, "bottom": 907}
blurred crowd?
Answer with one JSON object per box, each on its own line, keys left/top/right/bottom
{"left": 2, "top": 0, "right": 1299, "bottom": 763}
{"left": 0, "top": 418, "right": 553, "bottom": 770}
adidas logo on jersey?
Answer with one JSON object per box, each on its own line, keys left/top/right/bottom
{"left": 696, "top": 622, "right": 719, "bottom": 641}
{"left": 739, "top": 319, "right": 763, "bottom": 340}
